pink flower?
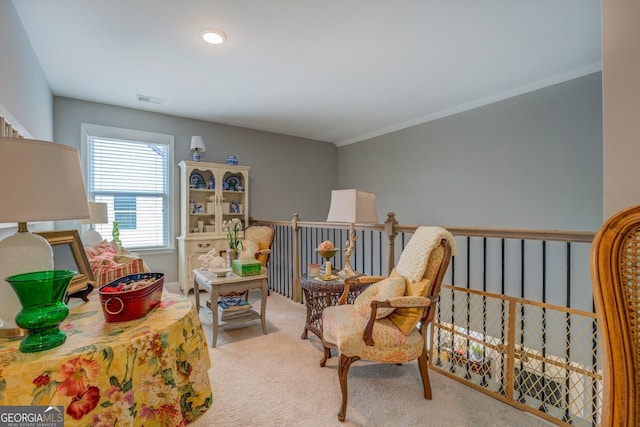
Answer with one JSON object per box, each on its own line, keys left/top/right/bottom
{"left": 317, "top": 240, "right": 334, "bottom": 251}
{"left": 139, "top": 403, "right": 156, "bottom": 419}
{"left": 103, "top": 384, "right": 121, "bottom": 399}
{"left": 124, "top": 389, "right": 134, "bottom": 406}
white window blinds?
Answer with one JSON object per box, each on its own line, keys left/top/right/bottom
{"left": 83, "top": 124, "right": 173, "bottom": 250}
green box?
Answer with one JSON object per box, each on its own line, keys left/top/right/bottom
{"left": 231, "top": 259, "right": 262, "bottom": 276}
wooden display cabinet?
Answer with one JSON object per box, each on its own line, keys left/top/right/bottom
{"left": 177, "top": 160, "right": 250, "bottom": 295}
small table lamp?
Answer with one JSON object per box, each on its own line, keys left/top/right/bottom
{"left": 326, "top": 189, "right": 378, "bottom": 278}
{"left": 0, "top": 138, "right": 90, "bottom": 335}
{"left": 190, "top": 135, "right": 206, "bottom": 161}
{"left": 76, "top": 202, "right": 109, "bottom": 247}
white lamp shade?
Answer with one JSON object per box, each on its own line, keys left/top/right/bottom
{"left": 76, "top": 202, "right": 108, "bottom": 225}
{"left": 326, "top": 189, "right": 378, "bottom": 224}
{"left": 0, "top": 137, "right": 89, "bottom": 331}
{"left": 190, "top": 136, "right": 206, "bottom": 152}
{"left": 0, "top": 138, "right": 90, "bottom": 222}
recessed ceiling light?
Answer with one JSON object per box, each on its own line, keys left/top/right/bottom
{"left": 201, "top": 28, "right": 226, "bottom": 45}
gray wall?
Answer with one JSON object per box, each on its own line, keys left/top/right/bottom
{"left": 602, "top": 0, "right": 640, "bottom": 217}
{"left": 338, "top": 72, "right": 603, "bottom": 231}
{"left": 53, "top": 97, "right": 337, "bottom": 282}
{"left": 0, "top": 0, "right": 53, "bottom": 140}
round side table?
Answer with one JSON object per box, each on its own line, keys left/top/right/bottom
{"left": 300, "top": 275, "right": 371, "bottom": 340}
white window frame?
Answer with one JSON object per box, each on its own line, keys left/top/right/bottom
{"left": 81, "top": 123, "right": 175, "bottom": 254}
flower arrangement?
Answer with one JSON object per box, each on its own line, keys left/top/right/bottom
{"left": 223, "top": 218, "right": 244, "bottom": 252}
{"left": 316, "top": 240, "right": 338, "bottom": 257}
{"left": 315, "top": 240, "right": 339, "bottom": 264}
{"left": 315, "top": 241, "right": 338, "bottom": 280}
{"left": 317, "top": 240, "right": 335, "bottom": 251}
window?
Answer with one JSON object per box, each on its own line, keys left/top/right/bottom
{"left": 81, "top": 124, "right": 174, "bottom": 251}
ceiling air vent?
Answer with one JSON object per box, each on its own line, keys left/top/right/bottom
{"left": 136, "top": 94, "right": 165, "bottom": 104}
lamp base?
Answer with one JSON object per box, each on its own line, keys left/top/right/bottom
{"left": 81, "top": 228, "right": 104, "bottom": 247}
{"left": 193, "top": 151, "right": 201, "bottom": 161}
{"left": 338, "top": 263, "right": 359, "bottom": 279}
{"left": 339, "top": 230, "right": 359, "bottom": 279}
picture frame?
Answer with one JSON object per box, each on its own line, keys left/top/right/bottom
{"left": 35, "top": 229, "right": 95, "bottom": 301}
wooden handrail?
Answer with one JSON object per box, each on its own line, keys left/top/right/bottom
{"left": 250, "top": 214, "right": 596, "bottom": 303}
{"left": 251, "top": 216, "right": 596, "bottom": 242}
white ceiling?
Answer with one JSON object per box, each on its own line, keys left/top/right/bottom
{"left": 12, "top": 0, "right": 601, "bottom": 146}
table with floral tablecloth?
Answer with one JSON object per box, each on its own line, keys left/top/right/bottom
{"left": 0, "top": 291, "right": 212, "bottom": 426}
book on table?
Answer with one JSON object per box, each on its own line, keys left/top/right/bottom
{"left": 218, "top": 299, "right": 251, "bottom": 311}
{"left": 218, "top": 299, "right": 253, "bottom": 320}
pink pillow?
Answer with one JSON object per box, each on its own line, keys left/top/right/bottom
{"left": 85, "top": 240, "right": 116, "bottom": 258}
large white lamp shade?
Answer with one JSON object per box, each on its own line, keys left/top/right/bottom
{"left": 0, "top": 138, "right": 89, "bottom": 331}
{"left": 326, "top": 189, "right": 378, "bottom": 278}
{"left": 326, "top": 189, "right": 378, "bottom": 224}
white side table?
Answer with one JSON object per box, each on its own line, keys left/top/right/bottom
{"left": 193, "top": 268, "right": 268, "bottom": 347}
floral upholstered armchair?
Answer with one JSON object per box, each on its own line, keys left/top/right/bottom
{"left": 321, "top": 226, "right": 456, "bottom": 422}
{"left": 239, "top": 225, "right": 275, "bottom": 267}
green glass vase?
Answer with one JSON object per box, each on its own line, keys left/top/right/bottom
{"left": 5, "top": 270, "right": 75, "bottom": 353}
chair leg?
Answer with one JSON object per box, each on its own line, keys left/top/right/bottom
{"left": 417, "top": 347, "right": 432, "bottom": 400}
{"left": 337, "top": 354, "right": 359, "bottom": 422}
{"left": 320, "top": 345, "right": 331, "bottom": 367}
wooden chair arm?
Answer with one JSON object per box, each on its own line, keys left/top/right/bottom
{"left": 362, "top": 296, "right": 437, "bottom": 346}
{"left": 388, "top": 295, "right": 434, "bottom": 308}
{"left": 363, "top": 300, "right": 390, "bottom": 345}
{"left": 335, "top": 281, "right": 349, "bottom": 305}
{"left": 349, "top": 275, "right": 386, "bottom": 285}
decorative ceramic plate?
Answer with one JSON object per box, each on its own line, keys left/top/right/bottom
{"left": 224, "top": 175, "right": 241, "bottom": 190}
{"left": 190, "top": 171, "right": 205, "bottom": 188}
{"left": 209, "top": 267, "right": 231, "bottom": 277}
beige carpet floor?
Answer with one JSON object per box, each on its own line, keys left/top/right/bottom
{"left": 171, "top": 287, "right": 552, "bottom": 427}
